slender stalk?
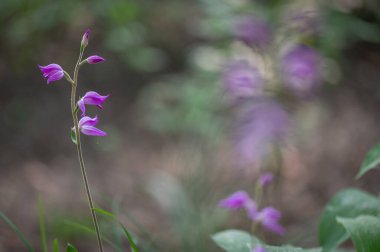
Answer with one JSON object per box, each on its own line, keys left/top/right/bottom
{"left": 70, "top": 50, "right": 104, "bottom": 252}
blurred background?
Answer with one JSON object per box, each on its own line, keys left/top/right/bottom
{"left": 1, "top": 0, "right": 380, "bottom": 251}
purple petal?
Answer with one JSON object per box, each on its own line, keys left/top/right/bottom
{"left": 245, "top": 199, "right": 258, "bottom": 220}
{"left": 83, "top": 91, "right": 109, "bottom": 106}
{"left": 218, "top": 191, "right": 251, "bottom": 210}
{"left": 81, "top": 125, "right": 107, "bottom": 136}
{"left": 78, "top": 98, "right": 86, "bottom": 116}
{"left": 256, "top": 207, "right": 285, "bottom": 235}
{"left": 259, "top": 172, "right": 274, "bottom": 187}
{"left": 234, "top": 16, "right": 272, "bottom": 48}
{"left": 222, "top": 60, "right": 264, "bottom": 101}
{"left": 78, "top": 115, "right": 98, "bottom": 128}
{"left": 251, "top": 245, "right": 266, "bottom": 252}
{"left": 47, "top": 70, "right": 64, "bottom": 84}
{"left": 38, "top": 63, "right": 62, "bottom": 75}
{"left": 86, "top": 55, "right": 105, "bottom": 64}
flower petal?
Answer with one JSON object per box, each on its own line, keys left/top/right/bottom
{"left": 86, "top": 55, "right": 106, "bottom": 64}
{"left": 78, "top": 98, "right": 86, "bottom": 116}
{"left": 78, "top": 115, "right": 98, "bottom": 128}
{"left": 218, "top": 191, "right": 251, "bottom": 210}
{"left": 81, "top": 125, "right": 107, "bottom": 136}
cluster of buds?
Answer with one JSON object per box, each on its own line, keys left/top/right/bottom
{"left": 38, "top": 30, "right": 108, "bottom": 137}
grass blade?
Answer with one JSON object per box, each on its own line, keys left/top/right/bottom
{"left": 53, "top": 239, "right": 59, "bottom": 252}
{"left": 0, "top": 211, "right": 35, "bottom": 252}
{"left": 38, "top": 195, "right": 48, "bottom": 252}
{"left": 66, "top": 243, "right": 78, "bottom": 252}
{"left": 92, "top": 207, "right": 115, "bottom": 219}
{"left": 121, "top": 224, "right": 139, "bottom": 252}
{"left": 63, "top": 220, "right": 120, "bottom": 250}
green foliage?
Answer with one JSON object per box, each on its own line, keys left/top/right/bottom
{"left": 38, "top": 196, "right": 48, "bottom": 252}
{"left": 66, "top": 243, "right": 78, "bottom": 252}
{"left": 0, "top": 211, "right": 35, "bottom": 252}
{"left": 212, "top": 229, "right": 321, "bottom": 252}
{"left": 53, "top": 239, "right": 59, "bottom": 252}
{"left": 318, "top": 189, "right": 380, "bottom": 252}
{"left": 356, "top": 143, "right": 380, "bottom": 179}
{"left": 337, "top": 215, "right": 380, "bottom": 252}
{"left": 93, "top": 207, "right": 139, "bottom": 252}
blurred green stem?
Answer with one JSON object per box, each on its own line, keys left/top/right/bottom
{"left": 70, "top": 50, "right": 104, "bottom": 252}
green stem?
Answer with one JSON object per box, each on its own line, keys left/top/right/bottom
{"left": 71, "top": 50, "right": 104, "bottom": 252}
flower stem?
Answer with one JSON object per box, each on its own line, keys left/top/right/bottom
{"left": 71, "top": 51, "right": 104, "bottom": 252}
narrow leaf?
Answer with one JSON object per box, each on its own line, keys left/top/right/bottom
{"left": 0, "top": 211, "right": 35, "bottom": 252}
{"left": 66, "top": 243, "right": 78, "bottom": 252}
{"left": 337, "top": 215, "right": 380, "bottom": 252}
{"left": 121, "top": 224, "right": 139, "bottom": 252}
{"left": 53, "top": 239, "right": 59, "bottom": 252}
{"left": 318, "top": 189, "right": 380, "bottom": 252}
{"left": 38, "top": 196, "right": 48, "bottom": 252}
{"left": 92, "top": 207, "right": 116, "bottom": 219}
{"left": 357, "top": 143, "right": 380, "bottom": 179}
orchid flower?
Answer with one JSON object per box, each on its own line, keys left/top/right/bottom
{"left": 38, "top": 64, "right": 64, "bottom": 84}
{"left": 78, "top": 115, "right": 107, "bottom": 136}
{"left": 78, "top": 91, "right": 109, "bottom": 116}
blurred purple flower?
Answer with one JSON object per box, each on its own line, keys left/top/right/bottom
{"left": 78, "top": 91, "right": 109, "bottom": 116}
{"left": 218, "top": 190, "right": 258, "bottom": 219}
{"left": 259, "top": 172, "right": 274, "bottom": 187}
{"left": 222, "top": 60, "right": 264, "bottom": 101}
{"left": 38, "top": 64, "right": 64, "bottom": 84}
{"left": 234, "top": 16, "right": 272, "bottom": 48}
{"left": 256, "top": 207, "right": 285, "bottom": 235}
{"left": 81, "top": 29, "right": 90, "bottom": 48}
{"left": 236, "top": 100, "right": 290, "bottom": 165}
{"left": 251, "top": 245, "right": 266, "bottom": 252}
{"left": 281, "top": 45, "right": 321, "bottom": 95}
{"left": 78, "top": 115, "right": 107, "bottom": 136}
{"left": 86, "top": 55, "right": 105, "bottom": 64}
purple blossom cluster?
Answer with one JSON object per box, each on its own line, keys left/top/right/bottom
{"left": 39, "top": 30, "right": 108, "bottom": 137}
{"left": 218, "top": 190, "right": 285, "bottom": 235}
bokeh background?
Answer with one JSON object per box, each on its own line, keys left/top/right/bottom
{"left": 1, "top": 0, "right": 380, "bottom": 251}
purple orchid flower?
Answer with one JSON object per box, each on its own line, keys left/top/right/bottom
{"left": 259, "top": 172, "right": 274, "bottom": 187}
{"left": 255, "top": 206, "right": 285, "bottom": 235}
{"left": 78, "top": 115, "right": 107, "bottom": 136}
{"left": 234, "top": 16, "right": 272, "bottom": 48}
{"left": 86, "top": 55, "right": 105, "bottom": 64}
{"left": 218, "top": 190, "right": 258, "bottom": 219}
{"left": 78, "top": 91, "right": 109, "bottom": 116}
{"left": 38, "top": 64, "right": 64, "bottom": 84}
{"left": 281, "top": 45, "right": 322, "bottom": 95}
{"left": 251, "top": 245, "right": 266, "bottom": 252}
{"left": 222, "top": 60, "right": 264, "bottom": 102}
{"left": 235, "top": 100, "right": 290, "bottom": 166}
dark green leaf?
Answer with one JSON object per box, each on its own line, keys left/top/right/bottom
{"left": 318, "top": 189, "right": 380, "bottom": 252}
{"left": 337, "top": 215, "right": 380, "bottom": 252}
{"left": 357, "top": 143, "right": 380, "bottom": 179}
{"left": 66, "top": 243, "right": 78, "bottom": 252}
{"left": 0, "top": 211, "right": 35, "bottom": 252}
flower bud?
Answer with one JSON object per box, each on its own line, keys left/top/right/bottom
{"left": 80, "top": 29, "right": 90, "bottom": 52}
{"left": 86, "top": 55, "right": 105, "bottom": 64}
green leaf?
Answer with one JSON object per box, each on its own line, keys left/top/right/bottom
{"left": 38, "top": 196, "right": 48, "bottom": 252}
{"left": 357, "top": 143, "right": 380, "bottom": 179}
{"left": 0, "top": 211, "right": 35, "bottom": 252}
{"left": 337, "top": 215, "right": 380, "bottom": 252}
{"left": 212, "top": 229, "right": 321, "bottom": 252}
{"left": 121, "top": 224, "right": 139, "bottom": 252}
{"left": 212, "top": 229, "right": 257, "bottom": 252}
{"left": 53, "top": 239, "right": 59, "bottom": 252}
{"left": 93, "top": 207, "right": 116, "bottom": 219}
{"left": 66, "top": 243, "right": 78, "bottom": 252}
{"left": 70, "top": 129, "right": 77, "bottom": 145}
{"left": 318, "top": 189, "right": 380, "bottom": 252}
